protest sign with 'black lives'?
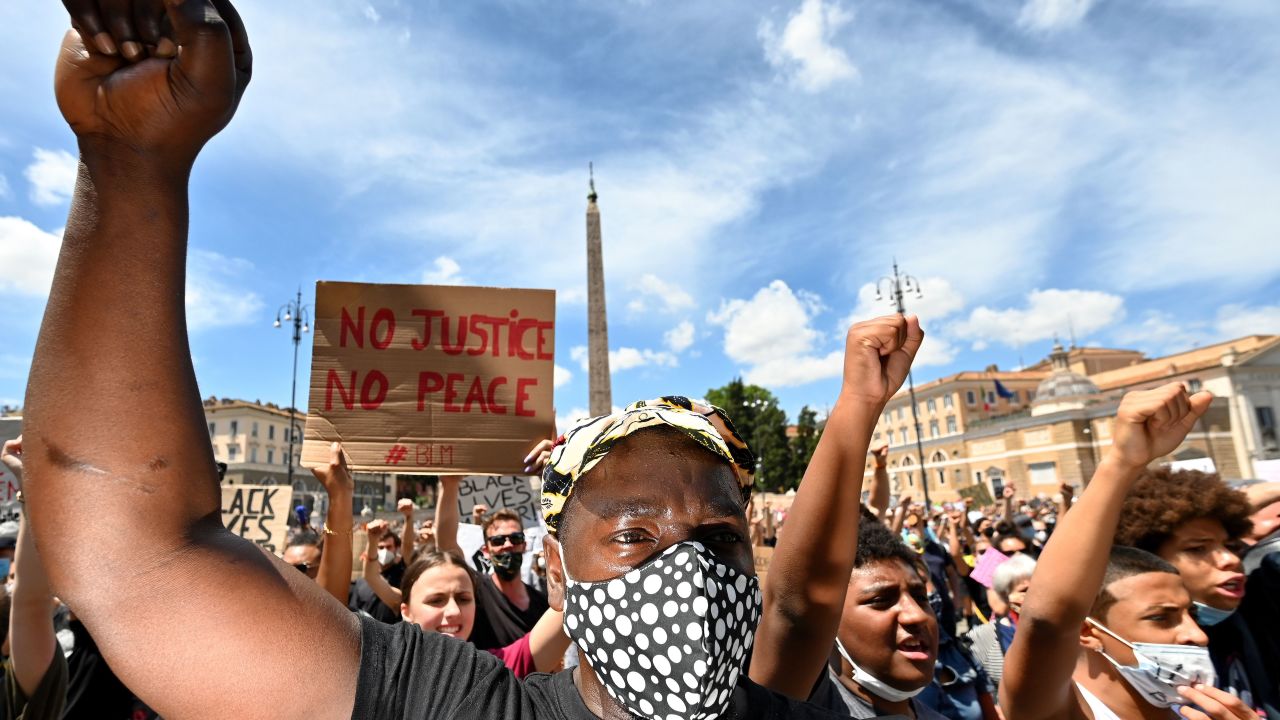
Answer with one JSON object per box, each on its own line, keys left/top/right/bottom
{"left": 301, "top": 282, "right": 556, "bottom": 475}
{"left": 222, "top": 484, "right": 291, "bottom": 555}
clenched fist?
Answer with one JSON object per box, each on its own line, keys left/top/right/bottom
{"left": 840, "top": 314, "right": 924, "bottom": 408}
{"left": 56, "top": 0, "right": 251, "bottom": 170}
{"left": 1108, "top": 382, "right": 1212, "bottom": 470}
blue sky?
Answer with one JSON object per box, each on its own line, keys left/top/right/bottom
{"left": 2, "top": 0, "right": 1279, "bottom": 425}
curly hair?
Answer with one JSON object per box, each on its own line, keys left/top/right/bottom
{"left": 1115, "top": 468, "right": 1253, "bottom": 552}
{"left": 855, "top": 513, "right": 921, "bottom": 574}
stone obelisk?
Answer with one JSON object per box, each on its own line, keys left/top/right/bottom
{"left": 586, "top": 165, "right": 613, "bottom": 416}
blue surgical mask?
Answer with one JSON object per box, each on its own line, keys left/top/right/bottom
{"left": 1193, "top": 601, "right": 1235, "bottom": 627}
{"left": 0, "top": 558, "right": 9, "bottom": 585}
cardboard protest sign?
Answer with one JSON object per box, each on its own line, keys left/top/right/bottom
{"left": 221, "top": 484, "right": 291, "bottom": 555}
{"left": 969, "top": 548, "right": 1011, "bottom": 588}
{"left": 753, "top": 546, "right": 774, "bottom": 586}
{"left": 957, "top": 482, "right": 994, "bottom": 508}
{"left": 457, "top": 475, "right": 541, "bottom": 527}
{"left": 301, "top": 282, "right": 556, "bottom": 474}
{"left": 0, "top": 463, "right": 16, "bottom": 503}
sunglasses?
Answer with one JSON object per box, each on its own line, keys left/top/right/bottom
{"left": 292, "top": 562, "right": 317, "bottom": 575}
{"left": 486, "top": 532, "right": 526, "bottom": 547}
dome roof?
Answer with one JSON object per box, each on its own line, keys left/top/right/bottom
{"left": 1033, "top": 341, "right": 1100, "bottom": 409}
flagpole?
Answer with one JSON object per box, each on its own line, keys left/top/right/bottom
{"left": 876, "top": 260, "right": 932, "bottom": 509}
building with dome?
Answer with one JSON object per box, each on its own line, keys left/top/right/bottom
{"left": 866, "top": 334, "right": 1280, "bottom": 503}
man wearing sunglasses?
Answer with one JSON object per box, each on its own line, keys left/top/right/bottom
{"left": 469, "top": 508, "right": 550, "bottom": 651}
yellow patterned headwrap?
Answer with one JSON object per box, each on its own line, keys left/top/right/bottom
{"left": 541, "top": 396, "right": 756, "bottom": 535}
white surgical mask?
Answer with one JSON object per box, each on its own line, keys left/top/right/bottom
{"left": 835, "top": 637, "right": 925, "bottom": 702}
{"left": 376, "top": 548, "right": 396, "bottom": 566}
{"left": 4, "top": 580, "right": 13, "bottom": 595}
{"left": 1086, "top": 618, "right": 1216, "bottom": 707}
{"left": 1192, "top": 601, "right": 1235, "bottom": 628}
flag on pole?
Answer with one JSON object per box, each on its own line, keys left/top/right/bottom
{"left": 994, "top": 379, "right": 1016, "bottom": 400}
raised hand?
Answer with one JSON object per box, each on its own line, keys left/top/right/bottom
{"left": 365, "top": 519, "right": 388, "bottom": 547}
{"left": 872, "top": 444, "right": 889, "bottom": 465}
{"left": 1175, "top": 683, "right": 1259, "bottom": 720}
{"left": 55, "top": 0, "right": 251, "bottom": 170}
{"left": 1108, "top": 382, "right": 1213, "bottom": 470}
{"left": 310, "top": 442, "right": 353, "bottom": 498}
{"left": 1001, "top": 486, "right": 1016, "bottom": 500}
{"left": 840, "top": 314, "right": 924, "bottom": 407}
{"left": 397, "top": 498, "right": 416, "bottom": 517}
{"left": 523, "top": 438, "right": 554, "bottom": 476}
{"left": 1, "top": 436, "right": 22, "bottom": 486}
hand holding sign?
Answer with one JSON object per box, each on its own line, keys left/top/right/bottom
{"left": 310, "top": 442, "right": 353, "bottom": 498}
{"left": 1108, "top": 382, "right": 1213, "bottom": 471}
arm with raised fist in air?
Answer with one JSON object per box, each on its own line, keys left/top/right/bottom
{"left": 1000, "top": 383, "right": 1257, "bottom": 720}
{"left": 21, "top": 2, "right": 363, "bottom": 718}
{"left": 749, "top": 314, "right": 924, "bottom": 699}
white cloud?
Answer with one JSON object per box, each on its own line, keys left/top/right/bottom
{"left": 24, "top": 148, "right": 77, "bottom": 206}
{"left": 569, "top": 344, "right": 676, "bottom": 373}
{"left": 1112, "top": 311, "right": 1208, "bottom": 354}
{"left": 0, "top": 216, "right": 61, "bottom": 295}
{"left": 760, "top": 0, "right": 858, "bottom": 92}
{"left": 950, "top": 289, "right": 1126, "bottom": 350}
{"left": 363, "top": 5, "right": 380, "bottom": 22}
{"left": 845, "top": 276, "right": 965, "bottom": 328}
{"left": 553, "top": 364, "right": 572, "bottom": 389}
{"left": 628, "top": 274, "right": 696, "bottom": 315}
{"left": 1018, "top": 0, "right": 1096, "bottom": 31}
{"left": 664, "top": 320, "right": 695, "bottom": 353}
{"left": 708, "top": 280, "right": 843, "bottom": 387}
{"left": 421, "top": 256, "right": 467, "bottom": 285}
{"left": 1215, "top": 303, "right": 1280, "bottom": 339}
{"left": 185, "top": 250, "right": 266, "bottom": 331}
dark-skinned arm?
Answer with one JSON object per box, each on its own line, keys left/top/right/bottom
{"left": 312, "top": 442, "right": 354, "bottom": 604}
{"left": 867, "top": 444, "right": 890, "bottom": 520}
{"left": 21, "top": 4, "right": 358, "bottom": 717}
{"left": 749, "top": 315, "right": 923, "bottom": 699}
{"left": 999, "top": 383, "right": 1212, "bottom": 720}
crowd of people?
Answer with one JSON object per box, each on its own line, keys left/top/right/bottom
{"left": 2, "top": 0, "right": 1278, "bottom": 718}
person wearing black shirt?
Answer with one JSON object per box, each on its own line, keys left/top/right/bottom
{"left": 23, "top": 4, "right": 908, "bottom": 717}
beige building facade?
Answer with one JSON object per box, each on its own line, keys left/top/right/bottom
{"left": 867, "top": 335, "right": 1280, "bottom": 504}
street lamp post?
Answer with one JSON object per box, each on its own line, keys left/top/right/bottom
{"left": 274, "top": 288, "right": 310, "bottom": 489}
{"left": 875, "top": 260, "right": 932, "bottom": 509}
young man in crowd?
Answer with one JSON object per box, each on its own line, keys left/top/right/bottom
{"left": 21, "top": 2, "right": 919, "bottom": 717}
{"left": 1115, "top": 470, "right": 1277, "bottom": 716}
{"left": 999, "top": 384, "right": 1257, "bottom": 720}
{"left": 434, "top": 480, "right": 550, "bottom": 650}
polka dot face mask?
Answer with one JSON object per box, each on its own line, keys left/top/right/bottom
{"left": 562, "top": 541, "right": 762, "bottom": 720}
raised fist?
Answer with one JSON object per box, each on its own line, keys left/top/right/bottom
{"left": 872, "top": 444, "right": 889, "bottom": 466}
{"left": 840, "top": 315, "right": 924, "bottom": 407}
{"left": 365, "top": 518, "right": 388, "bottom": 545}
{"left": 1109, "top": 382, "right": 1212, "bottom": 470}
{"left": 397, "top": 498, "right": 416, "bottom": 517}
{"left": 55, "top": 0, "right": 251, "bottom": 170}
{"left": 1001, "top": 486, "right": 1015, "bottom": 500}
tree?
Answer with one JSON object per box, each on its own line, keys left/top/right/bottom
{"left": 705, "top": 379, "right": 794, "bottom": 492}
{"left": 789, "top": 406, "right": 822, "bottom": 483}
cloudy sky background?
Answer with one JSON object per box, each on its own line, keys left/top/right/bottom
{"left": 2, "top": 0, "right": 1279, "bottom": 424}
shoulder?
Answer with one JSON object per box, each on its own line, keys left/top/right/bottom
{"left": 741, "top": 675, "right": 863, "bottom": 719}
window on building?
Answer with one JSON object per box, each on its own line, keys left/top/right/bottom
{"left": 883, "top": 412, "right": 891, "bottom": 425}
{"left": 208, "top": 421, "right": 215, "bottom": 435}
{"left": 900, "top": 429, "right": 909, "bottom": 444}
{"left": 1011, "top": 390, "right": 1021, "bottom": 403}
{"left": 873, "top": 432, "right": 881, "bottom": 443}
{"left": 987, "top": 391, "right": 996, "bottom": 404}
{"left": 975, "top": 470, "right": 983, "bottom": 484}
{"left": 1028, "top": 461, "right": 1058, "bottom": 486}
{"left": 944, "top": 394, "right": 954, "bottom": 409}
{"left": 227, "top": 444, "right": 239, "bottom": 462}
{"left": 927, "top": 398, "right": 937, "bottom": 413}
{"left": 251, "top": 421, "right": 259, "bottom": 437}
{"left": 1258, "top": 406, "right": 1277, "bottom": 449}
{"left": 966, "top": 390, "right": 976, "bottom": 405}
{"left": 1188, "top": 378, "right": 1203, "bottom": 393}
{"left": 230, "top": 420, "right": 239, "bottom": 437}
{"left": 897, "top": 407, "right": 904, "bottom": 421}
{"left": 1027, "top": 390, "right": 1036, "bottom": 402}
{"left": 937, "top": 469, "right": 946, "bottom": 486}
{"left": 929, "top": 420, "right": 939, "bottom": 438}
{"left": 267, "top": 449, "right": 274, "bottom": 464}
{"left": 268, "top": 425, "right": 276, "bottom": 440}
{"left": 946, "top": 416, "right": 957, "bottom": 434}
{"left": 250, "top": 447, "right": 258, "bottom": 463}
{"left": 954, "top": 469, "right": 963, "bottom": 484}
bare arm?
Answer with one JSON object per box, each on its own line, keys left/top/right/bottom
{"left": 21, "top": 5, "right": 358, "bottom": 717}
{"left": 361, "top": 546, "right": 402, "bottom": 612}
{"left": 1002, "top": 486, "right": 1016, "bottom": 521}
{"left": 1058, "top": 483, "right": 1074, "bottom": 518}
{"left": 890, "top": 497, "right": 910, "bottom": 535}
{"left": 527, "top": 609, "right": 572, "bottom": 673}
{"left": 999, "top": 384, "right": 1212, "bottom": 720}
{"left": 313, "top": 443, "right": 354, "bottom": 604}
{"left": 398, "top": 499, "right": 416, "bottom": 561}
{"left": 3, "top": 439, "right": 58, "bottom": 699}
{"left": 435, "top": 476, "right": 462, "bottom": 556}
{"left": 867, "top": 444, "right": 890, "bottom": 520}
{"left": 750, "top": 315, "right": 923, "bottom": 699}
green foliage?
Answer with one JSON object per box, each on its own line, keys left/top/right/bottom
{"left": 705, "top": 379, "right": 823, "bottom": 493}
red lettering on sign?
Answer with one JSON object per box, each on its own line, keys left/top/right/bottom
{"left": 411, "top": 309, "right": 445, "bottom": 351}
{"left": 511, "top": 318, "right": 539, "bottom": 360}
{"left": 442, "top": 317, "right": 468, "bottom": 356}
{"left": 340, "top": 306, "right": 365, "bottom": 348}
{"left": 444, "top": 373, "right": 465, "bottom": 412}
{"left": 463, "top": 375, "right": 488, "bottom": 413}
{"left": 417, "top": 371, "right": 444, "bottom": 411}
{"left": 326, "top": 369, "right": 356, "bottom": 410}
{"left": 536, "top": 320, "right": 554, "bottom": 360}
{"left": 515, "top": 377, "right": 537, "bottom": 417}
{"left": 370, "top": 308, "right": 396, "bottom": 350}
{"left": 487, "top": 377, "right": 508, "bottom": 414}
{"left": 360, "top": 370, "right": 389, "bottom": 410}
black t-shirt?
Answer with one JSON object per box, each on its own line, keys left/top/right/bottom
{"left": 353, "top": 614, "right": 859, "bottom": 719}
{"left": 468, "top": 573, "right": 550, "bottom": 651}
{"left": 63, "top": 619, "right": 137, "bottom": 720}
